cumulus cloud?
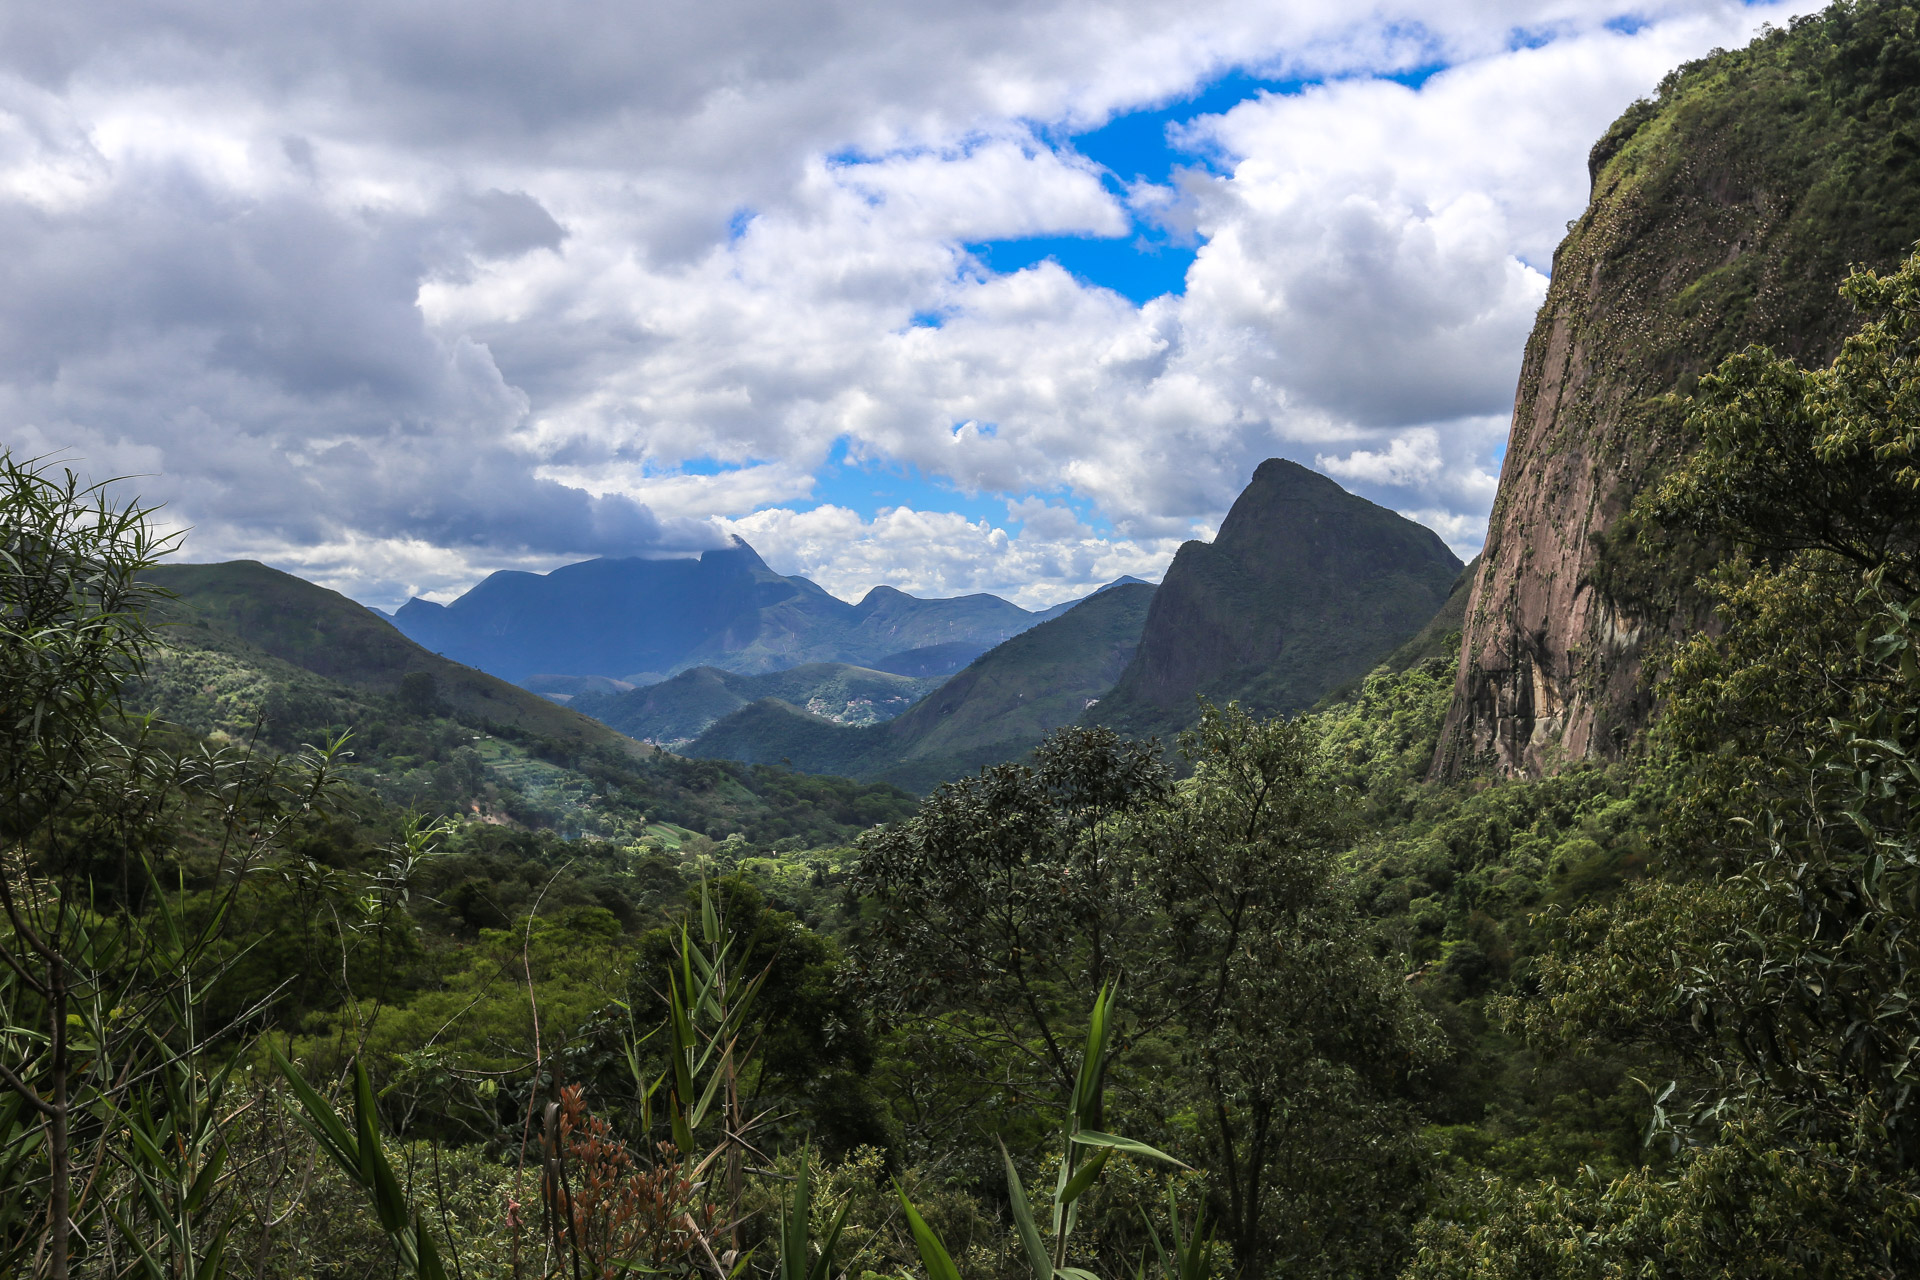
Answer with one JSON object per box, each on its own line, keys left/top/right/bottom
{"left": 724, "top": 503, "right": 1179, "bottom": 608}
{"left": 0, "top": 0, "right": 1822, "bottom": 607}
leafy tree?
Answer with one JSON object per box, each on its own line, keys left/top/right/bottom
{"left": 1419, "top": 251, "right": 1920, "bottom": 1275}
{"left": 1137, "top": 703, "right": 1438, "bottom": 1280}
{"left": 857, "top": 713, "right": 1438, "bottom": 1279}
{"left": 854, "top": 727, "right": 1170, "bottom": 1120}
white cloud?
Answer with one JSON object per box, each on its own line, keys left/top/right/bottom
{"left": 724, "top": 504, "right": 1183, "bottom": 608}
{"left": 0, "top": 0, "right": 1824, "bottom": 610}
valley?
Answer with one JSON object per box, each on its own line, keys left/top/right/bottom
{"left": 10, "top": 8, "right": 1920, "bottom": 1280}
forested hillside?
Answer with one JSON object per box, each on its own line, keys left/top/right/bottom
{"left": 10, "top": 7, "right": 1920, "bottom": 1280}
{"left": 571, "top": 662, "right": 943, "bottom": 747}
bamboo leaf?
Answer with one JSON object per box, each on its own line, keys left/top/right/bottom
{"left": 272, "top": 1047, "right": 361, "bottom": 1180}
{"left": 895, "top": 1183, "right": 964, "bottom": 1280}
{"left": 998, "top": 1138, "right": 1052, "bottom": 1280}
{"left": 1069, "top": 985, "right": 1112, "bottom": 1130}
{"left": 781, "top": 1150, "right": 812, "bottom": 1280}
{"left": 413, "top": 1218, "right": 452, "bottom": 1280}
{"left": 1069, "top": 1131, "right": 1189, "bottom": 1169}
{"left": 687, "top": 1037, "right": 730, "bottom": 1131}
{"left": 354, "top": 1059, "right": 411, "bottom": 1235}
{"left": 810, "top": 1202, "right": 851, "bottom": 1280}
{"left": 1057, "top": 1146, "right": 1110, "bottom": 1208}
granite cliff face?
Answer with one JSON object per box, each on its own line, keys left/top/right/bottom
{"left": 1437, "top": 7, "right": 1920, "bottom": 775}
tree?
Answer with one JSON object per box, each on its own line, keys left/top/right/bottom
{"left": 1417, "top": 251, "right": 1920, "bottom": 1276}
{"left": 854, "top": 727, "right": 1170, "bottom": 1127}
{"left": 1137, "top": 703, "right": 1437, "bottom": 1280}
{"left": 856, "top": 713, "right": 1439, "bottom": 1279}
{"left": 0, "top": 454, "right": 340, "bottom": 1277}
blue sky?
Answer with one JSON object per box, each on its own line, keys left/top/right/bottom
{"left": 0, "top": 0, "right": 1812, "bottom": 608}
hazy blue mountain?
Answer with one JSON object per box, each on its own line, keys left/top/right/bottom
{"left": 391, "top": 537, "right": 1115, "bottom": 686}
{"left": 682, "top": 580, "right": 1158, "bottom": 792}
{"left": 573, "top": 662, "right": 944, "bottom": 747}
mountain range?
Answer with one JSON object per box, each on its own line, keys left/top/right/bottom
{"left": 145, "top": 560, "right": 635, "bottom": 753}
{"left": 571, "top": 663, "right": 945, "bottom": 747}
{"left": 135, "top": 560, "right": 917, "bottom": 843}
{"left": 681, "top": 577, "right": 1160, "bottom": 791}
{"left": 391, "top": 540, "right": 1108, "bottom": 686}
{"left": 154, "top": 459, "right": 1467, "bottom": 796}
{"left": 668, "top": 461, "right": 1461, "bottom": 788}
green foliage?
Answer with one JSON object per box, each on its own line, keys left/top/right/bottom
{"left": 1416, "top": 239, "right": 1920, "bottom": 1276}
{"left": 276, "top": 1053, "right": 452, "bottom": 1280}
{"left": 1408, "top": 1110, "right": 1920, "bottom": 1279}
{"left": 1140, "top": 704, "right": 1439, "bottom": 1280}
{"left": 858, "top": 710, "right": 1441, "bottom": 1279}
{"left": 892, "top": 987, "right": 1190, "bottom": 1280}
{"left": 855, "top": 726, "right": 1171, "bottom": 1145}
{"left": 625, "top": 877, "right": 886, "bottom": 1157}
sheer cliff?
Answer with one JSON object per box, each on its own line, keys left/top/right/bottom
{"left": 1436, "top": 3, "right": 1920, "bottom": 776}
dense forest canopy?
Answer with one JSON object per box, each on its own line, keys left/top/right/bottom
{"left": 14, "top": 8, "right": 1920, "bottom": 1278}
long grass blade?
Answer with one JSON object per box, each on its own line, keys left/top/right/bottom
{"left": 1069, "top": 1131, "right": 1188, "bottom": 1168}
{"left": 998, "top": 1138, "right": 1052, "bottom": 1280}
{"left": 895, "top": 1183, "right": 963, "bottom": 1280}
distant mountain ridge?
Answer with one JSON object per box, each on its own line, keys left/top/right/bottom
{"left": 391, "top": 537, "right": 1097, "bottom": 686}
{"left": 681, "top": 580, "right": 1160, "bottom": 792}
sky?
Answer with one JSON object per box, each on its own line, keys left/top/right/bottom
{"left": 0, "top": 0, "right": 1819, "bottom": 610}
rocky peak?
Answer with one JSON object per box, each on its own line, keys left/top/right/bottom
{"left": 1434, "top": 8, "right": 1920, "bottom": 776}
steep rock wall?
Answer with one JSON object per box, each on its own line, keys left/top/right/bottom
{"left": 1436, "top": 4, "right": 1920, "bottom": 775}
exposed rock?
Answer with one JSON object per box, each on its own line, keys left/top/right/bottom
{"left": 1435, "top": 11, "right": 1920, "bottom": 776}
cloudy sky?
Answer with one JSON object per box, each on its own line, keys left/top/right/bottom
{"left": 2, "top": 0, "right": 1812, "bottom": 610}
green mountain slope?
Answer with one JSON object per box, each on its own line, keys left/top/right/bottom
{"left": 147, "top": 561, "right": 626, "bottom": 751}
{"left": 682, "top": 581, "right": 1158, "bottom": 791}
{"left": 1306, "top": 555, "right": 1479, "bottom": 713}
{"left": 134, "top": 560, "right": 916, "bottom": 845}
{"left": 1092, "top": 460, "right": 1462, "bottom": 741}
{"left": 881, "top": 581, "right": 1154, "bottom": 759}
{"left": 574, "top": 663, "right": 942, "bottom": 746}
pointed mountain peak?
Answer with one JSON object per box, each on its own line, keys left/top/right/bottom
{"left": 709, "top": 534, "right": 771, "bottom": 572}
